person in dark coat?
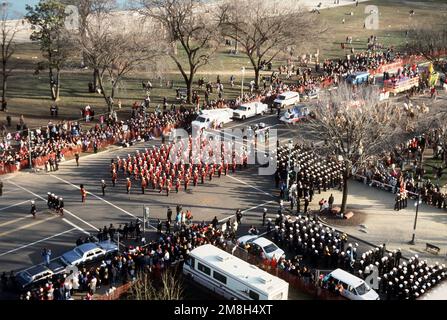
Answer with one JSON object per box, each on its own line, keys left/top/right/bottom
{"left": 211, "top": 216, "right": 219, "bottom": 229}
{"left": 30, "top": 201, "right": 37, "bottom": 219}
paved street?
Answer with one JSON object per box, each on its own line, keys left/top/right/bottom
{"left": 0, "top": 113, "right": 290, "bottom": 273}
{"left": 2, "top": 99, "right": 447, "bottom": 274}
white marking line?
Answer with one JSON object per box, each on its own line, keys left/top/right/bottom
{"left": 49, "top": 174, "right": 157, "bottom": 230}
{"left": 0, "top": 200, "right": 33, "bottom": 212}
{"left": 6, "top": 180, "right": 94, "bottom": 233}
{"left": 60, "top": 208, "right": 99, "bottom": 232}
{"left": 0, "top": 188, "right": 20, "bottom": 195}
{"left": 0, "top": 216, "right": 28, "bottom": 227}
{"left": 219, "top": 200, "right": 276, "bottom": 223}
{"left": 226, "top": 174, "right": 275, "bottom": 198}
{"left": 0, "top": 228, "right": 77, "bottom": 257}
{"left": 62, "top": 218, "right": 90, "bottom": 235}
{"left": 0, "top": 215, "right": 57, "bottom": 238}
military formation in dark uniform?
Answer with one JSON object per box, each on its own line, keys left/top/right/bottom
{"left": 359, "top": 246, "right": 447, "bottom": 299}
{"left": 271, "top": 213, "right": 352, "bottom": 270}
{"left": 379, "top": 256, "right": 446, "bottom": 300}
{"left": 275, "top": 143, "right": 345, "bottom": 211}
{"left": 46, "top": 192, "right": 64, "bottom": 215}
{"left": 269, "top": 210, "right": 446, "bottom": 300}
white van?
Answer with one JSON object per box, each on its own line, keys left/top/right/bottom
{"left": 323, "top": 269, "right": 380, "bottom": 300}
{"left": 273, "top": 91, "right": 300, "bottom": 108}
{"left": 233, "top": 102, "right": 268, "bottom": 120}
{"left": 191, "top": 108, "right": 233, "bottom": 131}
{"left": 184, "top": 244, "right": 289, "bottom": 300}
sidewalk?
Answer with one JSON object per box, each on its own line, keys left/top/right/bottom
{"left": 313, "top": 181, "right": 447, "bottom": 265}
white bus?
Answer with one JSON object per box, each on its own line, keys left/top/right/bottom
{"left": 183, "top": 244, "right": 289, "bottom": 300}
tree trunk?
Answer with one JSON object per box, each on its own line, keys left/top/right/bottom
{"left": 340, "top": 169, "right": 349, "bottom": 214}
{"left": 186, "top": 76, "right": 194, "bottom": 105}
{"left": 254, "top": 67, "right": 260, "bottom": 89}
{"left": 49, "top": 68, "right": 55, "bottom": 101}
{"left": 93, "top": 68, "right": 99, "bottom": 91}
{"left": 54, "top": 70, "right": 60, "bottom": 102}
{"left": 1, "top": 73, "right": 7, "bottom": 104}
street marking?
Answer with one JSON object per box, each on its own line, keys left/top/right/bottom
{"left": 241, "top": 200, "right": 276, "bottom": 214}
{"left": 0, "top": 228, "right": 77, "bottom": 257}
{"left": 60, "top": 208, "right": 99, "bottom": 232}
{"left": 6, "top": 180, "right": 96, "bottom": 233}
{"left": 0, "top": 216, "right": 28, "bottom": 227}
{"left": 226, "top": 174, "right": 275, "bottom": 198}
{"left": 0, "top": 200, "right": 33, "bottom": 212}
{"left": 7, "top": 180, "right": 49, "bottom": 201}
{"left": 48, "top": 174, "right": 157, "bottom": 230}
{"left": 62, "top": 218, "right": 90, "bottom": 235}
{"left": 0, "top": 215, "right": 57, "bottom": 238}
{"left": 0, "top": 188, "right": 20, "bottom": 195}
{"left": 219, "top": 200, "right": 276, "bottom": 223}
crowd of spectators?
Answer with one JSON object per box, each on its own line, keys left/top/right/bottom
{"left": 0, "top": 105, "right": 196, "bottom": 173}
{"left": 355, "top": 129, "right": 447, "bottom": 210}
{"left": 3, "top": 209, "right": 233, "bottom": 300}
{"left": 323, "top": 47, "right": 399, "bottom": 78}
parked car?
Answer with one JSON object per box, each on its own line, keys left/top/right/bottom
{"left": 280, "top": 104, "right": 312, "bottom": 124}
{"left": 323, "top": 269, "right": 380, "bottom": 300}
{"left": 233, "top": 102, "right": 268, "bottom": 120}
{"left": 237, "top": 235, "right": 285, "bottom": 260}
{"left": 15, "top": 265, "right": 54, "bottom": 289}
{"left": 61, "top": 241, "right": 118, "bottom": 266}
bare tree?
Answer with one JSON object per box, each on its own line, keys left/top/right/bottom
{"left": 80, "top": 10, "right": 163, "bottom": 112}
{"left": 61, "top": 0, "right": 116, "bottom": 89}
{"left": 408, "top": 25, "right": 447, "bottom": 72}
{"left": 303, "top": 84, "right": 401, "bottom": 214}
{"left": 25, "top": 0, "right": 74, "bottom": 102}
{"left": 128, "top": 270, "right": 184, "bottom": 300}
{"left": 0, "top": 2, "right": 20, "bottom": 110}
{"left": 139, "top": 0, "right": 221, "bottom": 104}
{"left": 218, "top": 0, "right": 325, "bottom": 88}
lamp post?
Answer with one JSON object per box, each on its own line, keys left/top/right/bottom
{"left": 409, "top": 193, "right": 422, "bottom": 245}
{"left": 241, "top": 67, "right": 245, "bottom": 98}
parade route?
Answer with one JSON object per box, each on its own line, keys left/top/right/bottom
{"left": 2, "top": 105, "right": 447, "bottom": 273}
{"left": 0, "top": 113, "right": 287, "bottom": 272}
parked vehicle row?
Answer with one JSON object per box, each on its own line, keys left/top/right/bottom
{"left": 15, "top": 241, "right": 118, "bottom": 290}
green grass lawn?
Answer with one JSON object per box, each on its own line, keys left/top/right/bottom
{"left": 1, "top": 0, "right": 446, "bottom": 130}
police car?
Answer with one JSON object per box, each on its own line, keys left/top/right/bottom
{"left": 61, "top": 241, "right": 118, "bottom": 267}
{"left": 15, "top": 265, "right": 54, "bottom": 290}
{"left": 237, "top": 235, "right": 285, "bottom": 261}
{"left": 280, "top": 105, "right": 312, "bottom": 124}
